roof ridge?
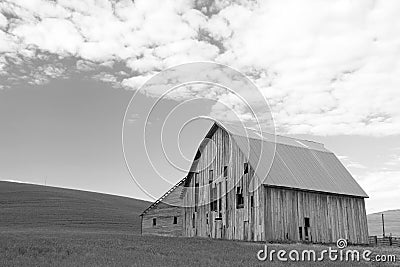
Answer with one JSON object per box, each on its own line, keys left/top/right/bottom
{"left": 216, "top": 121, "right": 325, "bottom": 147}
{"left": 241, "top": 126, "right": 324, "bottom": 146}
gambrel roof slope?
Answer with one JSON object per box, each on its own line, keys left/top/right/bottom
{"left": 216, "top": 122, "right": 368, "bottom": 198}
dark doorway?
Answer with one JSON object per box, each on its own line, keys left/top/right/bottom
{"left": 304, "top": 217, "right": 310, "bottom": 241}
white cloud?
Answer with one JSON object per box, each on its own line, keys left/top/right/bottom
{"left": 76, "top": 59, "right": 96, "bottom": 71}
{"left": 0, "top": 29, "right": 18, "bottom": 53}
{"left": 12, "top": 18, "right": 83, "bottom": 55}
{"left": 0, "top": 12, "right": 7, "bottom": 29}
{"left": 26, "top": 64, "right": 66, "bottom": 85}
{"left": 121, "top": 73, "right": 156, "bottom": 90}
{"left": 213, "top": 0, "right": 400, "bottom": 136}
{"left": 11, "top": 0, "right": 69, "bottom": 19}
{"left": 1, "top": 0, "right": 400, "bottom": 136}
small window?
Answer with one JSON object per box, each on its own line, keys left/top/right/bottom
{"left": 192, "top": 213, "right": 195, "bottom": 228}
{"left": 218, "top": 182, "right": 222, "bottom": 211}
{"left": 244, "top": 162, "right": 249, "bottom": 174}
{"left": 305, "top": 227, "right": 309, "bottom": 240}
{"left": 210, "top": 200, "right": 218, "bottom": 211}
{"left": 206, "top": 212, "right": 209, "bottom": 224}
{"left": 304, "top": 217, "right": 310, "bottom": 228}
{"left": 250, "top": 195, "right": 254, "bottom": 208}
{"left": 173, "top": 216, "right": 178, "bottom": 224}
{"left": 299, "top": 227, "right": 303, "bottom": 240}
{"left": 225, "top": 180, "right": 229, "bottom": 208}
{"left": 236, "top": 188, "right": 244, "bottom": 209}
{"left": 152, "top": 218, "right": 156, "bottom": 227}
{"left": 209, "top": 170, "right": 214, "bottom": 182}
{"left": 223, "top": 166, "right": 228, "bottom": 178}
{"left": 195, "top": 173, "right": 199, "bottom": 212}
{"left": 194, "top": 150, "right": 201, "bottom": 160}
{"left": 210, "top": 185, "right": 217, "bottom": 211}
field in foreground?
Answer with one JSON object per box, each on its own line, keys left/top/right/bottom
{"left": 1, "top": 229, "right": 400, "bottom": 267}
{"left": 1, "top": 181, "right": 399, "bottom": 266}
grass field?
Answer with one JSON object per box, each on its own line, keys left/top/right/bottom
{"left": 0, "top": 181, "right": 399, "bottom": 266}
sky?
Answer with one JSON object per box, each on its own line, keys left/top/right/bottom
{"left": 0, "top": 0, "right": 400, "bottom": 214}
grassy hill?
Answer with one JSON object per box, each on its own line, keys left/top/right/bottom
{"left": 367, "top": 209, "right": 400, "bottom": 237}
{"left": 0, "top": 181, "right": 150, "bottom": 234}
{"left": 0, "top": 181, "right": 399, "bottom": 266}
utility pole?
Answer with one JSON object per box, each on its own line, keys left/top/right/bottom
{"left": 382, "top": 213, "right": 385, "bottom": 237}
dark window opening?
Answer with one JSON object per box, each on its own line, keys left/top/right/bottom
{"left": 225, "top": 180, "right": 229, "bottom": 208}
{"left": 244, "top": 162, "right": 249, "bottom": 174}
{"left": 223, "top": 166, "right": 228, "bottom": 178}
{"left": 304, "top": 218, "right": 310, "bottom": 241}
{"left": 173, "top": 216, "right": 178, "bottom": 224}
{"left": 192, "top": 213, "right": 195, "bottom": 228}
{"left": 218, "top": 182, "right": 222, "bottom": 212}
{"left": 304, "top": 227, "right": 309, "bottom": 240}
{"left": 299, "top": 227, "right": 303, "bottom": 240}
{"left": 153, "top": 218, "right": 156, "bottom": 227}
{"left": 195, "top": 174, "right": 199, "bottom": 212}
{"left": 250, "top": 195, "right": 254, "bottom": 208}
{"left": 209, "top": 170, "right": 214, "bottom": 182}
{"left": 236, "top": 187, "right": 244, "bottom": 209}
{"left": 304, "top": 217, "right": 310, "bottom": 227}
{"left": 194, "top": 150, "right": 201, "bottom": 160}
{"left": 210, "top": 201, "right": 218, "bottom": 211}
{"left": 206, "top": 212, "right": 209, "bottom": 224}
{"left": 210, "top": 185, "right": 217, "bottom": 211}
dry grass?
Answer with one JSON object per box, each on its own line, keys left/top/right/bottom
{"left": 1, "top": 229, "right": 399, "bottom": 266}
{"left": 1, "top": 181, "right": 399, "bottom": 266}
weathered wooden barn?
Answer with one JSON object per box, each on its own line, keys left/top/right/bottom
{"left": 140, "top": 122, "right": 369, "bottom": 244}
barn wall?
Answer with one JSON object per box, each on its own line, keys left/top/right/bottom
{"left": 141, "top": 183, "right": 184, "bottom": 236}
{"left": 142, "top": 124, "right": 369, "bottom": 245}
{"left": 182, "top": 127, "right": 265, "bottom": 241}
{"left": 264, "top": 186, "right": 369, "bottom": 244}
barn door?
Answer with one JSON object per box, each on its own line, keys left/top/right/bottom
{"left": 215, "top": 219, "right": 222, "bottom": 239}
{"left": 244, "top": 221, "right": 249, "bottom": 240}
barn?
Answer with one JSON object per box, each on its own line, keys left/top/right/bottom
{"left": 140, "top": 122, "right": 369, "bottom": 244}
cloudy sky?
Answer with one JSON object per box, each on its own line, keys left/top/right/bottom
{"left": 1, "top": 0, "right": 399, "bottom": 214}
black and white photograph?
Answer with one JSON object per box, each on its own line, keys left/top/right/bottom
{"left": 0, "top": 0, "right": 399, "bottom": 266}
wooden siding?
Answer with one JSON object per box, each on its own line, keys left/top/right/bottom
{"left": 182, "top": 127, "right": 265, "bottom": 241}
{"left": 264, "top": 186, "right": 369, "bottom": 244}
{"left": 142, "top": 183, "right": 184, "bottom": 237}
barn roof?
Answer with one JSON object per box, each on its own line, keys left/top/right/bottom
{"left": 140, "top": 176, "right": 188, "bottom": 216}
{"left": 215, "top": 122, "right": 368, "bottom": 198}
{"left": 141, "top": 121, "right": 368, "bottom": 216}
